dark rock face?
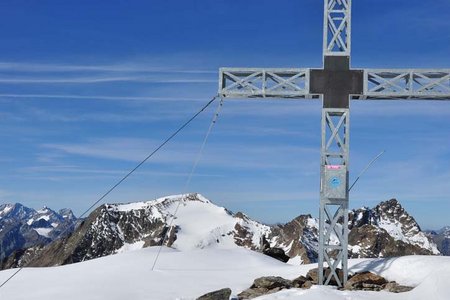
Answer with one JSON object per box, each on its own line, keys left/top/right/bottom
{"left": 347, "top": 199, "right": 439, "bottom": 258}
{"left": 268, "top": 215, "right": 318, "bottom": 264}
{"left": 262, "top": 247, "right": 290, "bottom": 263}
{"left": 0, "top": 203, "right": 78, "bottom": 266}
{"left": 348, "top": 224, "right": 433, "bottom": 258}
{"left": 196, "top": 288, "right": 232, "bottom": 300}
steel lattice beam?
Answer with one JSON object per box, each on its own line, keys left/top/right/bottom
{"left": 358, "top": 69, "right": 450, "bottom": 100}
{"left": 323, "top": 0, "right": 352, "bottom": 56}
{"left": 219, "top": 68, "right": 314, "bottom": 99}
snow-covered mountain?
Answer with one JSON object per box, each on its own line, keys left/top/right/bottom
{"left": 5, "top": 194, "right": 439, "bottom": 270}
{"left": 426, "top": 226, "right": 450, "bottom": 255}
{"left": 22, "top": 194, "right": 271, "bottom": 267}
{"left": 0, "top": 203, "right": 78, "bottom": 262}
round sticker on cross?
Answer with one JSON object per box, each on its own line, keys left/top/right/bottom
{"left": 330, "top": 177, "right": 341, "bottom": 188}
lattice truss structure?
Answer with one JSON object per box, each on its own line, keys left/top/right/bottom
{"left": 319, "top": 109, "right": 349, "bottom": 286}
{"left": 217, "top": 0, "right": 450, "bottom": 287}
{"left": 324, "top": 0, "right": 351, "bottom": 56}
{"left": 361, "top": 70, "right": 450, "bottom": 99}
{"left": 219, "top": 69, "right": 450, "bottom": 100}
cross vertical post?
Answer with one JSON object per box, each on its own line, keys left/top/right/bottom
{"left": 319, "top": 108, "right": 350, "bottom": 285}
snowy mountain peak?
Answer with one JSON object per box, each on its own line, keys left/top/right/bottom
{"left": 349, "top": 199, "right": 439, "bottom": 256}
{"left": 0, "top": 203, "right": 79, "bottom": 261}
{"left": 0, "top": 203, "right": 35, "bottom": 220}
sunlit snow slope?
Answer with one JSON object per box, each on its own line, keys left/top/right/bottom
{"left": 0, "top": 247, "right": 449, "bottom": 300}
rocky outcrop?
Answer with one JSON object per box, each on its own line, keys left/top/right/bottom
{"left": 268, "top": 215, "right": 318, "bottom": 264}
{"left": 238, "top": 276, "right": 293, "bottom": 299}
{"left": 238, "top": 270, "right": 413, "bottom": 299}
{"left": 347, "top": 199, "right": 439, "bottom": 258}
{"left": 344, "top": 272, "right": 413, "bottom": 293}
{"left": 196, "top": 288, "right": 232, "bottom": 300}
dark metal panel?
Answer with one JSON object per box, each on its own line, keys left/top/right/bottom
{"left": 310, "top": 56, "right": 363, "bottom": 108}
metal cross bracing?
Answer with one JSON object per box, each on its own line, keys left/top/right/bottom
{"left": 218, "top": 0, "right": 450, "bottom": 287}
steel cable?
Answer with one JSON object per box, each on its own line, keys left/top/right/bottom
{"left": 0, "top": 95, "right": 218, "bottom": 290}
{"left": 151, "top": 97, "right": 224, "bottom": 271}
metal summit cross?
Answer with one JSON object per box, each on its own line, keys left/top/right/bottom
{"left": 217, "top": 0, "right": 450, "bottom": 287}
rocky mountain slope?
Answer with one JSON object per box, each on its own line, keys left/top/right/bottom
{"left": 0, "top": 203, "right": 78, "bottom": 262}
{"left": 426, "top": 227, "right": 450, "bottom": 255}
{"left": 0, "top": 194, "right": 441, "bottom": 269}
{"left": 347, "top": 199, "right": 439, "bottom": 258}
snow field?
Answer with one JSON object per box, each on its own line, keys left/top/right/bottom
{"left": 1, "top": 247, "right": 450, "bottom": 300}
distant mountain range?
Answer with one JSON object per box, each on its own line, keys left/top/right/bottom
{"left": 426, "top": 227, "right": 450, "bottom": 256}
{"left": 0, "top": 203, "right": 78, "bottom": 263}
{"left": 0, "top": 194, "right": 446, "bottom": 270}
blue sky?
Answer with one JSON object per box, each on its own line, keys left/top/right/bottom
{"left": 0, "top": 0, "right": 449, "bottom": 229}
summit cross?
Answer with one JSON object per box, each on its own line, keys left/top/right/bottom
{"left": 217, "top": 0, "right": 450, "bottom": 286}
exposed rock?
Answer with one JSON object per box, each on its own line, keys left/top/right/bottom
{"left": 262, "top": 247, "right": 290, "bottom": 263}
{"left": 251, "top": 276, "right": 292, "bottom": 290}
{"left": 238, "top": 287, "right": 269, "bottom": 299}
{"left": 344, "top": 272, "right": 387, "bottom": 291}
{"left": 238, "top": 276, "right": 292, "bottom": 299}
{"left": 302, "top": 281, "right": 313, "bottom": 289}
{"left": 306, "top": 268, "right": 319, "bottom": 284}
{"left": 291, "top": 275, "right": 308, "bottom": 288}
{"left": 348, "top": 225, "right": 433, "bottom": 258}
{"left": 306, "top": 267, "right": 343, "bottom": 286}
{"left": 196, "top": 288, "right": 232, "bottom": 300}
{"left": 383, "top": 281, "right": 414, "bottom": 293}
{"left": 348, "top": 199, "right": 439, "bottom": 258}
{"left": 268, "top": 215, "right": 318, "bottom": 264}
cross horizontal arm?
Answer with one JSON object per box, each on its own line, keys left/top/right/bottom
{"left": 357, "top": 69, "right": 450, "bottom": 100}
{"left": 219, "top": 68, "right": 318, "bottom": 99}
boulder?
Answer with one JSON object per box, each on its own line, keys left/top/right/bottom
{"left": 197, "top": 288, "right": 232, "bottom": 300}
{"left": 291, "top": 275, "right": 308, "bottom": 288}
{"left": 238, "top": 276, "right": 293, "bottom": 299}
{"left": 384, "top": 281, "right": 414, "bottom": 293}
{"left": 302, "top": 281, "right": 314, "bottom": 289}
{"left": 306, "top": 267, "right": 343, "bottom": 286}
{"left": 344, "top": 272, "right": 387, "bottom": 291}
{"left": 238, "top": 287, "right": 269, "bottom": 299}
{"left": 252, "top": 276, "right": 292, "bottom": 290}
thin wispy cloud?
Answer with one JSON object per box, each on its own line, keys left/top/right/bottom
{"left": 0, "top": 62, "right": 216, "bottom": 74}
{"left": 0, "top": 76, "right": 215, "bottom": 84}
{"left": 40, "top": 137, "right": 317, "bottom": 172}
{"left": 0, "top": 93, "right": 205, "bottom": 102}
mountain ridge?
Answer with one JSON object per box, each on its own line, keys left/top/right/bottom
{"left": 0, "top": 194, "right": 442, "bottom": 270}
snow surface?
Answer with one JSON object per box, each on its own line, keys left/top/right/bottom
{"left": 1, "top": 247, "right": 449, "bottom": 300}
{"left": 34, "top": 228, "right": 52, "bottom": 238}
